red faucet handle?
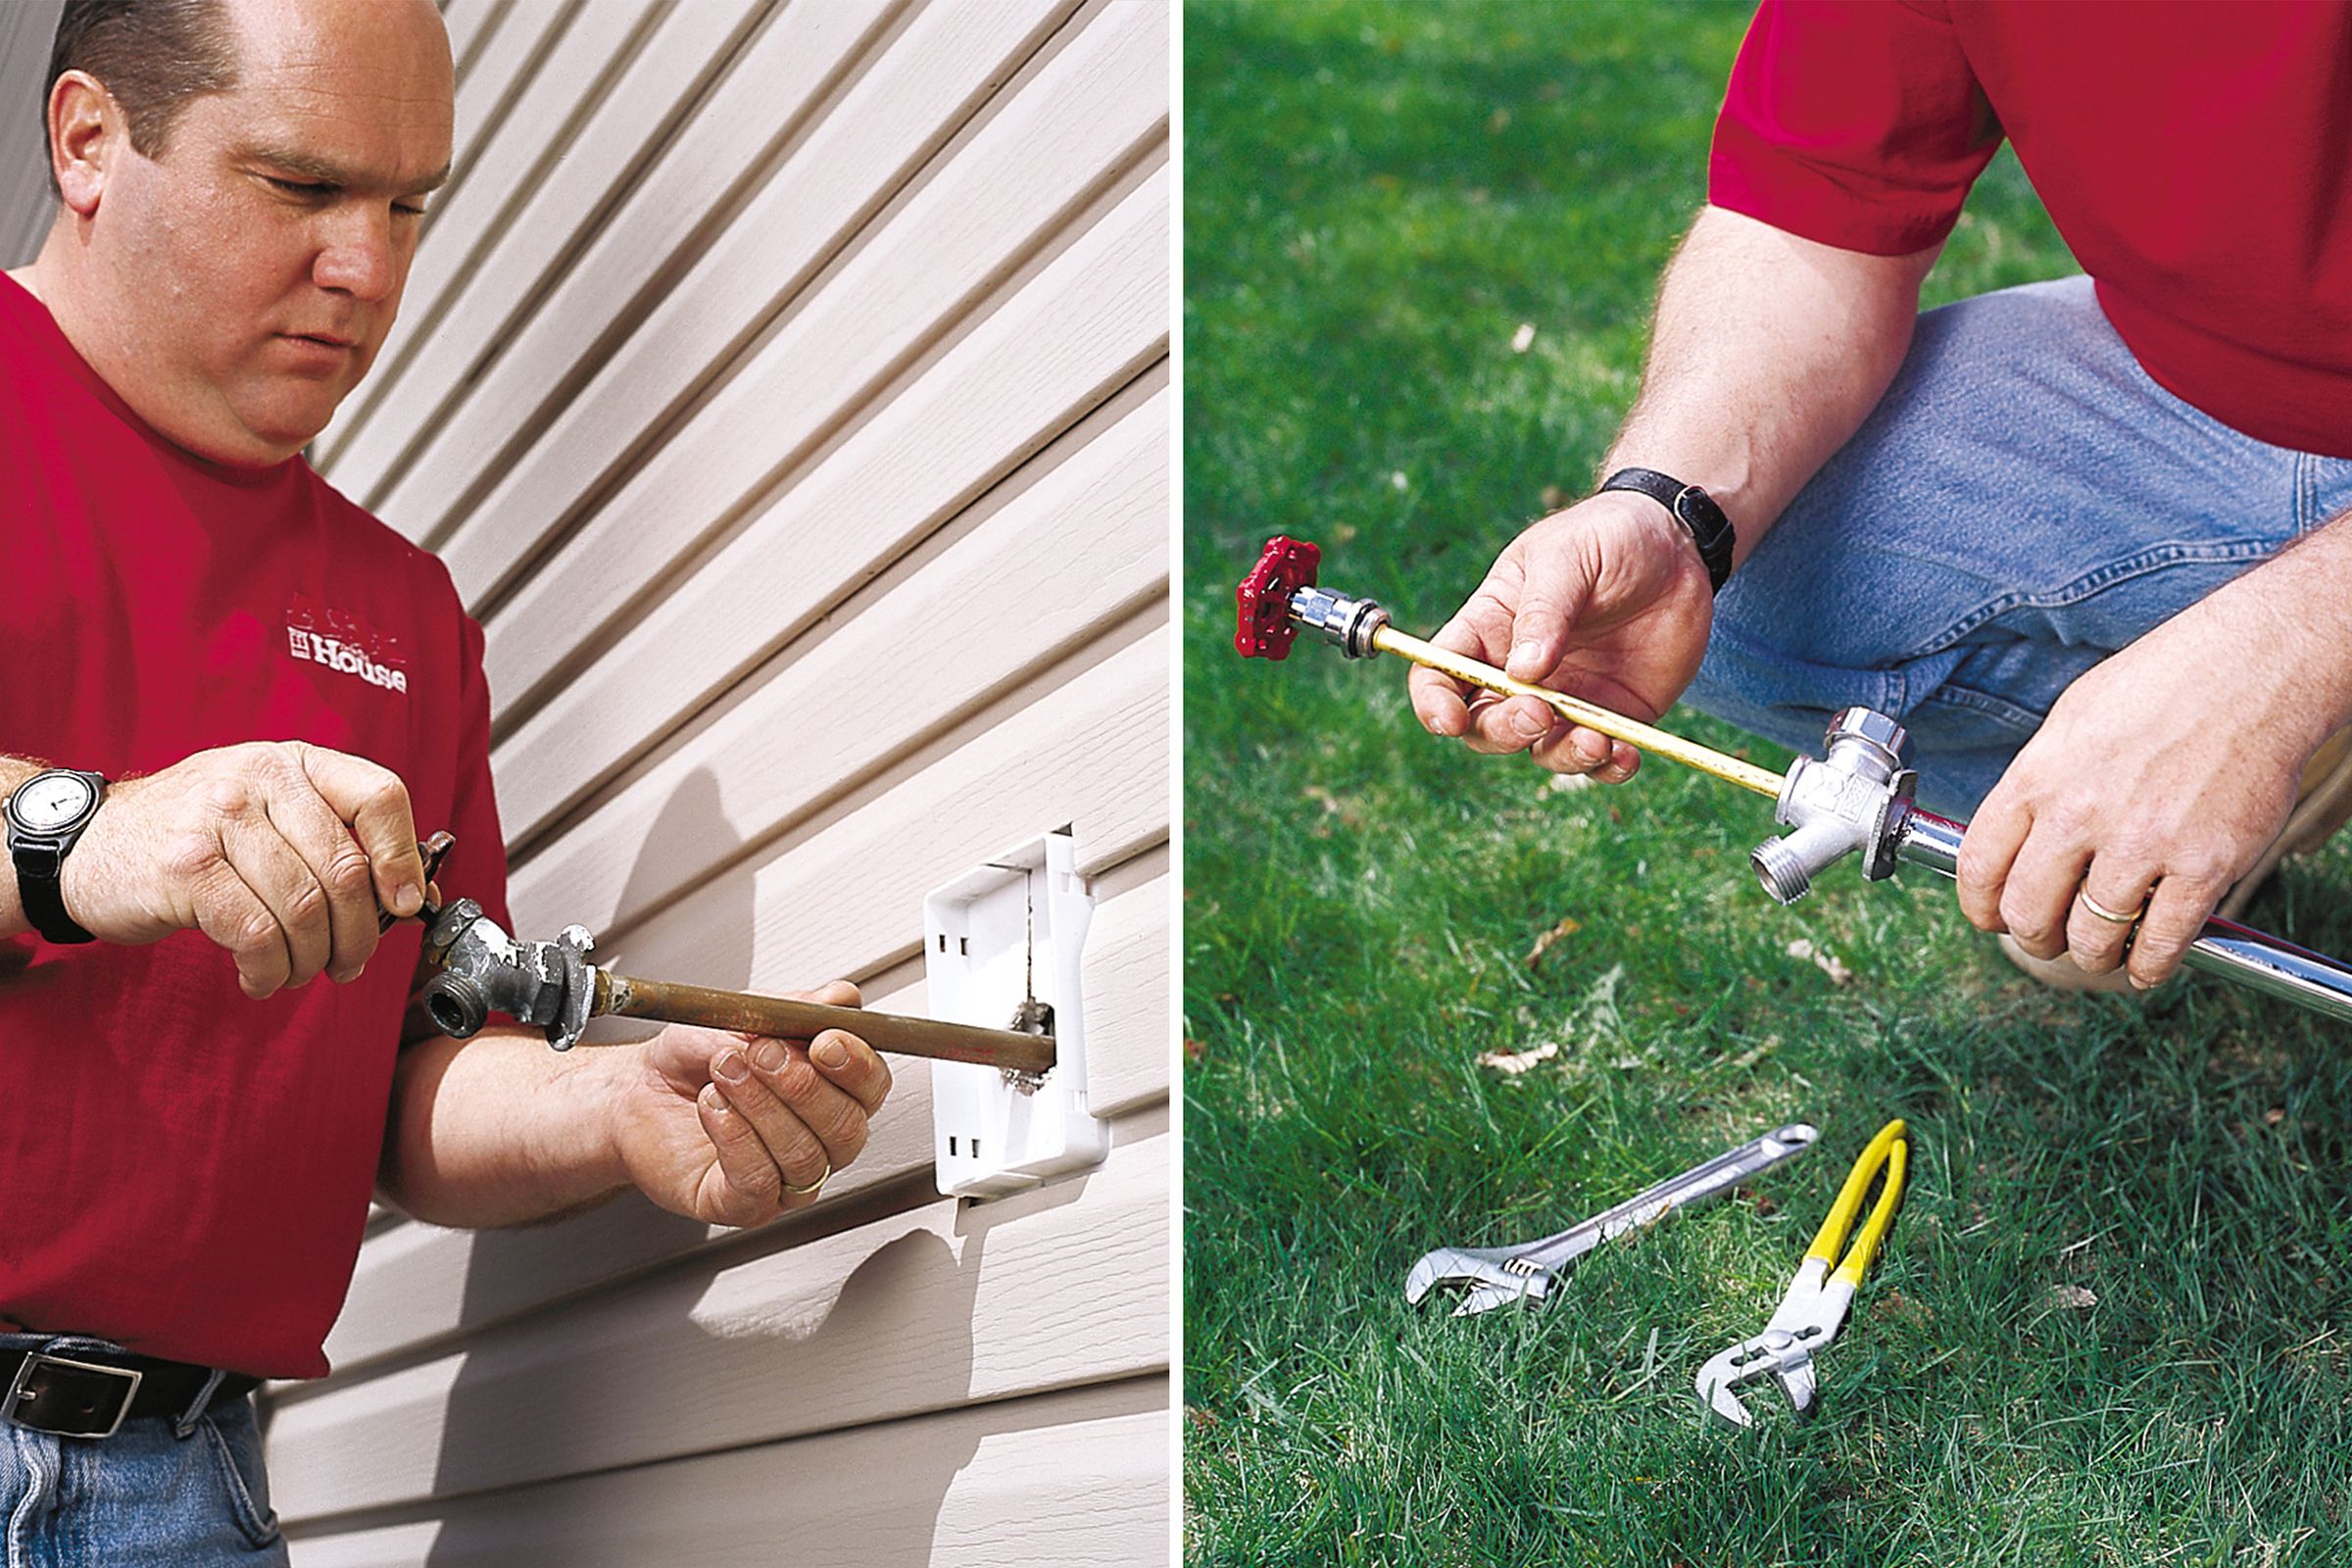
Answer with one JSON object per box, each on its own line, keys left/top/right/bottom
{"left": 1235, "top": 535, "right": 1322, "bottom": 660}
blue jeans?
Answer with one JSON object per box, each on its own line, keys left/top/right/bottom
{"left": 0, "top": 1336, "right": 285, "bottom": 1566}
{"left": 1685, "top": 274, "right": 2352, "bottom": 819}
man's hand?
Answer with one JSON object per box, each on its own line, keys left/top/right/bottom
{"left": 1409, "top": 491, "right": 1716, "bottom": 778}
{"left": 57, "top": 740, "right": 426, "bottom": 997}
{"left": 1956, "top": 603, "right": 2325, "bottom": 988}
{"left": 608, "top": 981, "right": 893, "bottom": 1227}
{"left": 1402, "top": 208, "right": 1934, "bottom": 780}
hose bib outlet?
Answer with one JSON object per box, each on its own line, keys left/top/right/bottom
{"left": 1751, "top": 709, "right": 1916, "bottom": 904}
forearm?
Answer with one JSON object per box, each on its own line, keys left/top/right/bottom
{"left": 2181, "top": 505, "right": 2352, "bottom": 746}
{"left": 378, "top": 1024, "right": 634, "bottom": 1229}
{"left": 1604, "top": 205, "right": 1941, "bottom": 564}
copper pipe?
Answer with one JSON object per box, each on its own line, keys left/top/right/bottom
{"left": 592, "top": 972, "right": 1056, "bottom": 1073}
{"left": 1372, "top": 626, "right": 1788, "bottom": 799}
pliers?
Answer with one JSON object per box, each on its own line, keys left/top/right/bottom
{"left": 1696, "top": 1118, "right": 1908, "bottom": 1428}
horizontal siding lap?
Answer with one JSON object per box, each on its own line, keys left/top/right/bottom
{"left": 437, "top": 0, "right": 576, "bottom": 215}
{"left": 368, "top": 0, "right": 1064, "bottom": 543}
{"left": 458, "top": 0, "right": 1163, "bottom": 658}
{"left": 407, "top": 0, "right": 658, "bottom": 316}
{"left": 312, "top": 0, "right": 679, "bottom": 463}
{"left": 314, "top": 0, "right": 774, "bottom": 474}
{"left": 473, "top": 133, "right": 1168, "bottom": 780}
{"left": 507, "top": 613, "right": 1167, "bottom": 970}
{"left": 0, "top": 0, "right": 63, "bottom": 269}
{"left": 318, "top": 865, "right": 1167, "bottom": 1373}
{"left": 443, "top": 0, "right": 1141, "bottom": 624}
{"left": 279, "top": 1386, "right": 1167, "bottom": 1567}
{"left": 491, "top": 369, "right": 1169, "bottom": 846}
{"left": 269, "top": 1127, "right": 1170, "bottom": 1518}
{"left": 439, "top": 0, "right": 506, "bottom": 81}
{"left": 323, "top": 0, "right": 905, "bottom": 512}
{"left": 1075, "top": 857, "right": 1170, "bottom": 1113}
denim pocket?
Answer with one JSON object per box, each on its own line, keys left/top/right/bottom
{"left": 199, "top": 1404, "right": 283, "bottom": 1551}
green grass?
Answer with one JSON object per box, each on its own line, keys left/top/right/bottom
{"left": 1181, "top": 3, "right": 2352, "bottom": 1563}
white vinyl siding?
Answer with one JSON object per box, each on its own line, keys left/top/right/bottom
{"left": 0, "top": 0, "right": 61, "bottom": 269}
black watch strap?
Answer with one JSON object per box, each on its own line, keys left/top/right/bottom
{"left": 20, "top": 865, "right": 94, "bottom": 946}
{"left": 1599, "top": 466, "right": 1737, "bottom": 593}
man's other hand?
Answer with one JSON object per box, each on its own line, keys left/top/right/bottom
{"left": 59, "top": 740, "right": 427, "bottom": 996}
{"left": 611, "top": 981, "right": 893, "bottom": 1227}
{"left": 1956, "top": 605, "right": 2318, "bottom": 988}
{"left": 1408, "top": 491, "right": 1716, "bottom": 780}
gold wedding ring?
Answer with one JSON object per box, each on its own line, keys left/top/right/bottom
{"left": 782, "top": 1163, "right": 831, "bottom": 1198}
{"left": 2077, "top": 888, "right": 2141, "bottom": 925}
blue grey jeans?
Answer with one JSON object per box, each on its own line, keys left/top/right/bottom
{"left": 0, "top": 1335, "right": 285, "bottom": 1565}
{"left": 1685, "top": 274, "right": 2352, "bottom": 819}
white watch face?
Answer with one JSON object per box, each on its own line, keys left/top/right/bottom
{"left": 14, "top": 773, "right": 95, "bottom": 832}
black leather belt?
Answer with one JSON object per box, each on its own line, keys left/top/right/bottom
{"left": 3, "top": 1348, "right": 259, "bottom": 1439}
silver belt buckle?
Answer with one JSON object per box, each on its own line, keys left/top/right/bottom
{"left": 8, "top": 1353, "right": 143, "bottom": 1439}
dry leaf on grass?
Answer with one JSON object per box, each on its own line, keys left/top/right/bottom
{"left": 1523, "top": 914, "right": 1583, "bottom": 968}
{"left": 1786, "top": 939, "right": 1853, "bottom": 986}
{"left": 1476, "top": 1040, "right": 1560, "bottom": 1075}
{"left": 2048, "top": 1284, "right": 2098, "bottom": 1310}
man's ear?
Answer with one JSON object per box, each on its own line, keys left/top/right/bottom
{"left": 48, "top": 71, "right": 124, "bottom": 218}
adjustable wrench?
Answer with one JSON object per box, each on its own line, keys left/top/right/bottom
{"left": 1404, "top": 1123, "right": 1818, "bottom": 1315}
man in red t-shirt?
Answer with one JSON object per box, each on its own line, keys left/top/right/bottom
{"left": 0, "top": 1, "right": 890, "bottom": 1552}
{"left": 1414, "top": 0, "right": 2352, "bottom": 992}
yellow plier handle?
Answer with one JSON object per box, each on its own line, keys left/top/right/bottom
{"left": 1802, "top": 1118, "right": 1909, "bottom": 1290}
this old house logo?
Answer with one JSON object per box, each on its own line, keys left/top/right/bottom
{"left": 284, "top": 592, "right": 409, "bottom": 695}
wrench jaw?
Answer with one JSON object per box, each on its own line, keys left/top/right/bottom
{"left": 1449, "top": 1273, "right": 1552, "bottom": 1317}
{"left": 1401, "top": 1248, "right": 1555, "bottom": 1314}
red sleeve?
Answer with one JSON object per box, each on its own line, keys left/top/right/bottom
{"left": 439, "top": 606, "right": 511, "bottom": 935}
{"left": 1708, "top": 0, "right": 2003, "bottom": 256}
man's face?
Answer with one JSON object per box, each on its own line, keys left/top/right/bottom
{"left": 73, "top": 0, "right": 453, "bottom": 467}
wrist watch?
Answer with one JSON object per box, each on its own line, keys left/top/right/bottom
{"left": 6, "top": 768, "right": 108, "bottom": 944}
{"left": 1599, "top": 466, "right": 1738, "bottom": 594}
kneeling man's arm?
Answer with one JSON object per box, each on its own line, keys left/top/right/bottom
{"left": 1412, "top": 205, "right": 1942, "bottom": 778}
{"left": 1959, "top": 514, "right": 2352, "bottom": 986}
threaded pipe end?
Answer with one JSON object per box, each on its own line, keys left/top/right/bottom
{"left": 422, "top": 973, "right": 490, "bottom": 1038}
{"left": 1750, "top": 836, "right": 1815, "bottom": 906}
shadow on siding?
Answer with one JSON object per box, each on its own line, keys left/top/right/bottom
{"left": 422, "top": 764, "right": 982, "bottom": 1560}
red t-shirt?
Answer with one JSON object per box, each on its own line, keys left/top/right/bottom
{"left": 1709, "top": 0, "right": 2352, "bottom": 460}
{"left": 0, "top": 272, "right": 511, "bottom": 1378}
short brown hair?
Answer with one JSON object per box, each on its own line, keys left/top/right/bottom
{"left": 43, "top": 0, "right": 240, "bottom": 197}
